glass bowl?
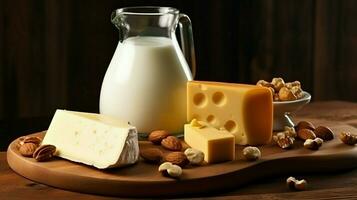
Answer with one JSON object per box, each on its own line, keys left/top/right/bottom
{"left": 273, "top": 91, "right": 311, "bottom": 131}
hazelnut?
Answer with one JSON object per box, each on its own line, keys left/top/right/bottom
{"left": 339, "top": 132, "right": 357, "bottom": 145}
{"left": 242, "top": 146, "right": 261, "bottom": 161}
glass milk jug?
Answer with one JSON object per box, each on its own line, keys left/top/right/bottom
{"left": 100, "top": 7, "right": 196, "bottom": 134}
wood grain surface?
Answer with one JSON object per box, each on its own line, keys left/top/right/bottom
{"left": 1, "top": 101, "right": 357, "bottom": 199}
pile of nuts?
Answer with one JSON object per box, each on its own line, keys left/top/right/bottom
{"left": 16, "top": 136, "right": 56, "bottom": 162}
{"left": 273, "top": 121, "right": 335, "bottom": 150}
{"left": 257, "top": 77, "right": 303, "bottom": 101}
{"left": 274, "top": 120, "right": 357, "bottom": 150}
{"left": 140, "top": 130, "right": 205, "bottom": 178}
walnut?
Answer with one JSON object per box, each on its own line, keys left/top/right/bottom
{"left": 271, "top": 77, "right": 285, "bottom": 92}
{"left": 256, "top": 80, "right": 274, "bottom": 88}
{"left": 291, "top": 86, "right": 303, "bottom": 99}
{"left": 273, "top": 132, "right": 295, "bottom": 149}
{"left": 279, "top": 87, "right": 297, "bottom": 101}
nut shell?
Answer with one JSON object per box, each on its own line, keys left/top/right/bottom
{"left": 164, "top": 152, "right": 189, "bottom": 167}
{"left": 140, "top": 148, "right": 163, "bottom": 164}
{"left": 297, "top": 129, "right": 316, "bottom": 140}
{"left": 148, "top": 130, "right": 170, "bottom": 145}
{"left": 314, "top": 126, "right": 334, "bottom": 141}
{"left": 161, "top": 136, "right": 182, "bottom": 151}
{"left": 296, "top": 121, "right": 315, "bottom": 131}
{"left": 19, "top": 143, "right": 38, "bottom": 157}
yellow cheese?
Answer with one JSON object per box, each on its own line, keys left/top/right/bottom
{"left": 184, "top": 122, "right": 235, "bottom": 163}
{"left": 187, "top": 81, "right": 273, "bottom": 145}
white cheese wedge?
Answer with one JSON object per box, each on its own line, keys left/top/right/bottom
{"left": 42, "top": 109, "right": 139, "bottom": 169}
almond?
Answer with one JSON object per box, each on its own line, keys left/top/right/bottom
{"left": 148, "top": 130, "right": 170, "bottom": 145}
{"left": 19, "top": 143, "right": 38, "bottom": 157}
{"left": 164, "top": 152, "right": 189, "bottom": 167}
{"left": 314, "top": 126, "right": 334, "bottom": 141}
{"left": 161, "top": 136, "right": 182, "bottom": 151}
{"left": 140, "top": 148, "right": 163, "bottom": 163}
{"left": 296, "top": 121, "right": 315, "bottom": 132}
{"left": 33, "top": 144, "right": 56, "bottom": 162}
{"left": 297, "top": 129, "right": 316, "bottom": 140}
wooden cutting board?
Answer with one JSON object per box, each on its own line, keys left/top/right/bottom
{"left": 7, "top": 124, "right": 357, "bottom": 197}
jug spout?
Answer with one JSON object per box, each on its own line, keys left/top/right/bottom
{"left": 111, "top": 7, "right": 179, "bottom": 39}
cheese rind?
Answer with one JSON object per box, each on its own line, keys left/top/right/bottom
{"left": 187, "top": 81, "right": 273, "bottom": 145}
{"left": 184, "top": 122, "right": 235, "bottom": 163}
{"left": 42, "top": 110, "right": 139, "bottom": 169}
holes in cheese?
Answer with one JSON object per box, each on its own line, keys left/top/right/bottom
{"left": 193, "top": 93, "right": 207, "bottom": 107}
{"left": 224, "top": 120, "right": 237, "bottom": 133}
{"left": 206, "top": 115, "right": 216, "bottom": 124}
{"left": 212, "top": 92, "right": 226, "bottom": 106}
{"left": 187, "top": 81, "right": 273, "bottom": 145}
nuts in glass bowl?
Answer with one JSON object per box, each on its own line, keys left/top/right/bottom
{"left": 257, "top": 77, "right": 304, "bottom": 101}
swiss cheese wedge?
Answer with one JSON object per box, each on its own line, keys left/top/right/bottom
{"left": 187, "top": 81, "right": 273, "bottom": 145}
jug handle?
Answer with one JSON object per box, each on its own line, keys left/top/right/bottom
{"left": 178, "top": 14, "right": 196, "bottom": 79}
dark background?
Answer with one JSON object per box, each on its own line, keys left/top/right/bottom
{"left": 0, "top": 0, "right": 356, "bottom": 150}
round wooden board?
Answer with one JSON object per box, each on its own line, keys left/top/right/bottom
{"left": 7, "top": 124, "right": 357, "bottom": 197}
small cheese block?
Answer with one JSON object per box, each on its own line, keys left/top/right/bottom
{"left": 187, "top": 81, "right": 273, "bottom": 145}
{"left": 42, "top": 109, "right": 139, "bottom": 169}
{"left": 184, "top": 122, "right": 235, "bottom": 163}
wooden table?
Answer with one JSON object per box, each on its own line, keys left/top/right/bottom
{"left": 1, "top": 101, "right": 357, "bottom": 200}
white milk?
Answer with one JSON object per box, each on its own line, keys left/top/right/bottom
{"left": 100, "top": 36, "right": 192, "bottom": 134}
